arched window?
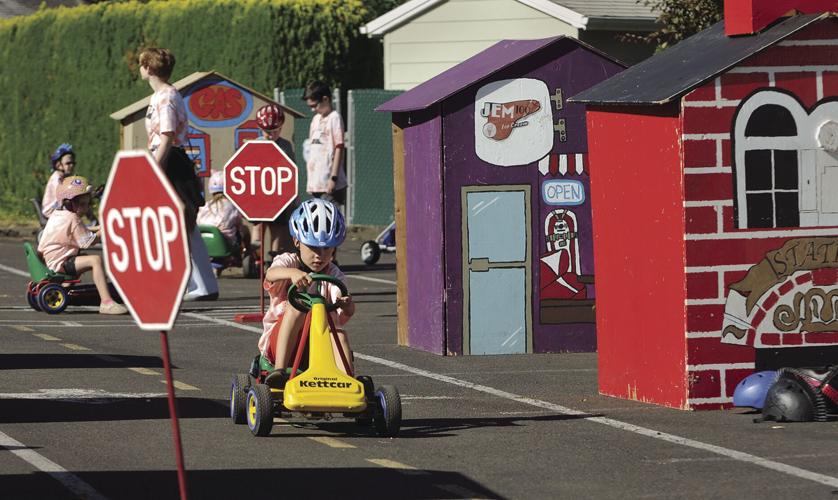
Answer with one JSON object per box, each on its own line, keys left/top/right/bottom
{"left": 734, "top": 91, "right": 805, "bottom": 229}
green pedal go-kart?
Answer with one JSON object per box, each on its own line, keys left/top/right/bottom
{"left": 229, "top": 274, "right": 402, "bottom": 437}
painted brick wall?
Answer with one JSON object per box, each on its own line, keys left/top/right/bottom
{"left": 680, "top": 20, "right": 838, "bottom": 409}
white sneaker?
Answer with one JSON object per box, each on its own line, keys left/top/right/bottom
{"left": 99, "top": 302, "right": 128, "bottom": 315}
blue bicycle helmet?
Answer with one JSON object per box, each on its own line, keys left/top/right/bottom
{"left": 50, "top": 143, "right": 74, "bottom": 168}
{"left": 732, "top": 370, "right": 779, "bottom": 409}
{"left": 288, "top": 198, "right": 346, "bottom": 248}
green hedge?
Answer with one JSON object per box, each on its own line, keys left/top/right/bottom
{"left": 0, "top": 0, "right": 387, "bottom": 216}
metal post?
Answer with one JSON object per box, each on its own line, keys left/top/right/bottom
{"left": 160, "top": 331, "right": 188, "bottom": 500}
{"left": 260, "top": 223, "right": 265, "bottom": 315}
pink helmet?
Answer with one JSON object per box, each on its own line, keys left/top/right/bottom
{"left": 256, "top": 104, "right": 285, "bottom": 130}
{"left": 57, "top": 176, "right": 92, "bottom": 202}
{"left": 209, "top": 170, "right": 224, "bottom": 194}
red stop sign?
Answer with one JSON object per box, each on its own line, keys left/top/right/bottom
{"left": 223, "top": 140, "right": 298, "bottom": 221}
{"left": 99, "top": 151, "right": 191, "bottom": 331}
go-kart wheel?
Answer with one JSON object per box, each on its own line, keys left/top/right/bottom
{"left": 354, "top": 375, "right": 375, "bottom": 427}
{"left": 374, "top": 385, "right": 402, "bottom": 437}
{"left": 247, "top": 384, "right": 274, "bottom": 437}
{"left": 230, "top": 373, "right": 250, "bottom": 425}
{"left": 242, "top": 254, "right": 257, "bottom": 279}
{"left": 360, "top": 240, "right": 381, "bottom": 265}
{"left": 37, "top": 284, "right": 68, "bottom": 314}
{"left": 26, "top": 283, "right": 41, "bottom": 311}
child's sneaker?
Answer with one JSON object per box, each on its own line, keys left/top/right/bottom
{"left": 99, "top": 301, "right": 128, "bottom": 315}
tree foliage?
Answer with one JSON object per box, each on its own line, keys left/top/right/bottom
{"left": 638, "top": 0, "right": 724, "bottom": 50}
{"left": 0, "top": 0, "right": 389, "bottom": 215}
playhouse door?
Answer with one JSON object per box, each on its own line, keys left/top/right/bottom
{"left": 462, "top": 186, "right": 532, "bottom": 355}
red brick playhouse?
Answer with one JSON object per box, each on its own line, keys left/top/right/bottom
{"left": 571, "top": 10, "right": 838, "bottom": 409}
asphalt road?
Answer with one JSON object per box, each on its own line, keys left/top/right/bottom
{"left": 1, "top": 236, "right": 837, "bottom": 499}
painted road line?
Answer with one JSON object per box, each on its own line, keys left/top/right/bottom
{"left": 344, "top": 274, "right": 397, "bottom": 285}
{"left": 60, "top": 343, "right": 90, "bottom": 351}
{"left": 12, "top": 325, "right": 34, "bottom": 332}
{"left": 366, "top": 458, "right": 428, "bottom": 472}
{"left": 128, "top": 367, "right": 160, "bottom": 376}
{"left": 33, "top": 333, "right": 61, "bottom": 341}
{"left": 0, "top": 430, "right": 109, "bottom": 500}
{"left": 161, "top": 380, "right": 200, "bottom": 391}
{"left": 355, "top": 352, "right": 838, "bottom": 490}
{"left": 60, "top": 321, "right": 83, "bottom": 327}
{"left": 0, "top": 263, "right": 30, "bottom": 278}
{"left": 0, "top": 389, "right": 168, "bottom": 400}
{"left": 308, "top": 436, "right": 356, "bottom": 449}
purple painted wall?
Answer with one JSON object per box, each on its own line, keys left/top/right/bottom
{"left": 440, "top": 43, "right": 624, "bottom": 354}
{"left": 400, "top": 109, "right": 447, "bottom": 354}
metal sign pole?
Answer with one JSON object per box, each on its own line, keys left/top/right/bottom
{"left": 160, "top": 330, "right": 188, "bottom": 500}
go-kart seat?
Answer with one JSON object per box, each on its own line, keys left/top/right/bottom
{"left": 199, "top": 225, "right": 234, "bottom": 259}
{"left": 23, "top": 242, "right": 73, "bottom": 283}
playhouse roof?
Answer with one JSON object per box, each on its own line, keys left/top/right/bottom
{"left": 361, "top": 0, "right": 658, "bottom": 35}
{"left": 377, "top": 36, "right": 622, "bottom": 113}
{"left": 570, "top": 13, "right": 828, "bottom": 106}
{"left": 109, "top": 71, "right": 304, "bottom": 122}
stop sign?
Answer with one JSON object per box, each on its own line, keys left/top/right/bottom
{"left": 99, "top": 151, "right": 191, "bottom": 331}
{"left": 223, "top": 140, "right": 298, "bottom": 221}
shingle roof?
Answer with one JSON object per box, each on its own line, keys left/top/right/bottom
{"left": 570, "top": 13, "right": 828, "bottom": 105}
{"left": 548, "top": 0, "right": 656, "bottom": 19}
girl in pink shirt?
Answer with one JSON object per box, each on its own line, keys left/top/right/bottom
{"left": 197, "top": 170, "right": 248, "bottom": 248}
{"left": 41, "top": 144, "right": 76, "bottom": 218}
{"left": 37, "top": 176, "right": 127, "bottom": 315}
{"left": 258, "top": 199, "right": 355, "bottom": 374}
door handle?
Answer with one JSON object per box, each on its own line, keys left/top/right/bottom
{"left": 470, "top": 258, "right": 490, "bottom": 272}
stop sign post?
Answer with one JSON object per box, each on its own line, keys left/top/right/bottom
{"left": 100, "top": 151, "right": 190, "bottom": 500}
{"left": 223, "top": 140, "right": 298, "bottom": 321}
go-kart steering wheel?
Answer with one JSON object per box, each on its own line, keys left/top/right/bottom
{"left": 287, "top": 273, "right": 349, "bottom": 312}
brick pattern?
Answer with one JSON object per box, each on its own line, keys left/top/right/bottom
{"left": 681, "top": 27, "right": 838, "bottom": 408}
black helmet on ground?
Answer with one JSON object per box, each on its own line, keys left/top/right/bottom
{"left": 758, "top": 371, "right": 828, "bottom": 423}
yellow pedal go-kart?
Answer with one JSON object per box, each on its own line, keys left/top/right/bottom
{"left": 229, "top": 274, "right": 402, "bottom": 437}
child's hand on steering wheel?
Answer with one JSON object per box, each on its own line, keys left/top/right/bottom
{"left": 335, "top": 294, "right": 355, "bottom": 317}
{"left": 289, "top": 269, "right": 313, "bottom": 290}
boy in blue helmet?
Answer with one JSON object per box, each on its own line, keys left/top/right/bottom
{"left": 42, "top": 144, "right": 76, "bottom": 218}
{"left": 257, "top": 198, "right": 356, "bottom": 374}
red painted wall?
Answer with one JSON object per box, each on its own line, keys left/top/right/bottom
{"left": 586, "top": 104, "right": 688, "bottom": 409}
{"left": 725, "top": 0, "right": 837, "bottom": 36}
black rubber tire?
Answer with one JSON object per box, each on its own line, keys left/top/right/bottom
{"left": 355, "top": 375, "right": 376, "bottom": 427}
{"left": 229, "top": 373, "right": 250, "bottom": 425}
{"left": 242, "top": 254, "right": 257, "bottom": 279}
{"left": 37, "top": 284, "right": 68, "bottom": 314}
{"left": 360, "top": 240, "right": 381, "bottom": 265}
{"left": 374, "top": 385, "right": 402, "bottom": 437}
{"left": 247, "top": 384, "right": 274, "bottom": 437}
{"left": 26, "top": 283, "right": 42, "bottom": 311}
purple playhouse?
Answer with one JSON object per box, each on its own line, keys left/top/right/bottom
{"left": 377, "top": 36, "right": 624, "bottom": 355}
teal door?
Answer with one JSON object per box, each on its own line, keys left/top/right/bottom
{"left": 462, "top": 186, "right": 532, "bottom": 354}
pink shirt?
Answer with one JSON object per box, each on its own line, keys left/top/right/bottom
{"left": 258, "top": 253, "right": 351, "bottom": 356}
{"left": 145, "top": 85, "right": 188, "bottom": 153}
{"left": 306, "top": 110, "right": 346, "bottom": 193}
{"left": 37, "top": 210, "right": 96, "bottom": 272}
{"left": 41, "top": 170, "right": 64, "bottom": 218}
{"left": 196, "top": 198, "right": 242, "bottom": 244}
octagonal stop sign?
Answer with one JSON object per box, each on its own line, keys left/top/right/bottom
{"left": 223, "top": 140, "right": 298, "bottom": 221}
{"left": 100, "top": 151, "right": 191, "bottom": 331}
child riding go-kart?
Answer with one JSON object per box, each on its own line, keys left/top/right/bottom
{"left": 229, "top": 273, "right": 402, "bottom": 437}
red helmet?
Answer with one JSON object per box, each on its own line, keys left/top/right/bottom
{"left": 256, "top": 104, "right": 285, "bottom": 130}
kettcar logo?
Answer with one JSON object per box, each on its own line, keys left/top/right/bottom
{"left": 480, "top": 99, "right": 541, "bottom": 141}
{"left": 299, "top": 376, "right": 353, "bottom": 389}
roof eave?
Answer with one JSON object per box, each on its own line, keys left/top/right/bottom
{"left": 361, "top": 0, "right": 445, "bottom": 37}
{"left": 584, "top": 16, "right": 660, "bottom": 32}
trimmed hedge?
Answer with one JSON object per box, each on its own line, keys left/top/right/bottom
{"left": 0, "top": 0, "right": 386, "bottom": 215}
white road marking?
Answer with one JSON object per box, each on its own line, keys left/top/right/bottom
{"left": 161, "top": 380, "right": 200, "bottom": 391}
{"left": 366, "top": 458, "right": 427, "bottom": 472}
{"left": 309, "top": 436, "right": 355, "bottom": 449}
{"left": 12, "top": 325, "right": 34, "bottom": 332}
{"left": 33, "top": 333, "right": 60, "bottom": 341}
{"left": 60, "top": 343, "right": 90, "bottom": 351}
{"left": 60, "top": 321, "right": 83, "bottom": 327}
{"left": 128, "top": 367, "right": 160, "bottom": 376}
{"left": 344, "top": 274, "right": 397, "bottom": 285}
{"left": 0, "top": 389, "right": 167, "bottom": 400}
{"left": 0, "top": 263, "right": 30, "bottom": 278}
{"left": 0, "top": 430, "right": 109, "bottom": 500}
